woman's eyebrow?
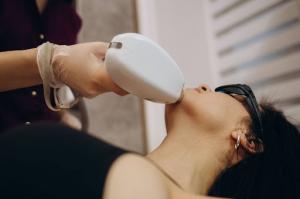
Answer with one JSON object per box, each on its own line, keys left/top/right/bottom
{"left": 228, "top": 94, "right": 249, "bottom": 109}
{"left": 227, "top": 93, "right": 246, "bottom": 103}
{"left": 234, "top": 95, "right": 246, "bottom": 102}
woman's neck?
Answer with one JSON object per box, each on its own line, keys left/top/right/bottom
{"left": 146, "top": 128, "right": 231, "bottom": 195}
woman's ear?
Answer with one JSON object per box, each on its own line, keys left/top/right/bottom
{"left": 231, "top": 130, "right": 263, "bottom": 154}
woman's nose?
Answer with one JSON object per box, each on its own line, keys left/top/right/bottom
{"left": 198, "top": 84, "right": 212, "bottom": 92}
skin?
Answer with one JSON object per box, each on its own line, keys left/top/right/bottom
{"left": 0, "top": 49, "right": 41, "bottom": 92}
{"left": 104, "top": 84, "right": 259, "bottom": 199}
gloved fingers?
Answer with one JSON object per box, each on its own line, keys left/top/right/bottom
{"left": 100, "top": 64, "right": 129, "bottom": 96}
{"left": 91, "top": 42, "right": 109, "bottom": 59}
{"left": 44, "top": 41, "right": 126, "bottom": 100}
{"left": 70, "top": 42, "right": 109, "bottom": 59}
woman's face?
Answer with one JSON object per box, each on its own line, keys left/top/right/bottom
{"left": 165, "top": 84, "right": 250, "bottom": 134}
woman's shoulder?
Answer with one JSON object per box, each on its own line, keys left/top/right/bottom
{"left": 103, "top": 154, "right": 226, "bottom": 199}
{"left": 103, "top": 153, "right": 170, "bottom": 199}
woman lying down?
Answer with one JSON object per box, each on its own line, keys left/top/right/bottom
{"left": 1, "top": 83, "right": 299, "bottom": 199}
{"left": 0, "top": 42, "right": 299, "bottom": 199}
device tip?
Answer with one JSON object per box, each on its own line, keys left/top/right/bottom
{"left": 177, "top": 89, "right": 184, "bottom": 103}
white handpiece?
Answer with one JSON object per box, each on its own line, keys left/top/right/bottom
{"left": 105, "top": 33, "right": 185, "bottom": 104}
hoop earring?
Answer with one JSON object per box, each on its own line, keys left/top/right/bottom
{"left": 235, "top": 134, "right": 241, "bottom": 150}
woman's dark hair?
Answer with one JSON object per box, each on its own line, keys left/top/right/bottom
{"left": 208, "top": 102, "right": 300, "bottom": 199}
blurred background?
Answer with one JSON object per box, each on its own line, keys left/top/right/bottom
{"left": 76, "top": 0, "right": 146, "bottom": 154}
{"left": 76, "top": 0, "right": 300, "bottom": 153}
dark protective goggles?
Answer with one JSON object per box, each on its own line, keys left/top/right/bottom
{"left": 215, "top": 84, "right": 263, "bottom": 140}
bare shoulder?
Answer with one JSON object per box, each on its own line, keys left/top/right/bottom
{"left": 103, "top": 153, "right": 170, "bottom": 199}
{"left": 176, "top": 193, "right": 230, "bottom": 199}
{"left": 102, "top": 154, "right": 230, "bottom": 199}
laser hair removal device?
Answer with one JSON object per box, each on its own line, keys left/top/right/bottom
{"left": 51, "top": 33, "right": 185, "bottom": 110}
{"left": 105, "top": 33, "right": 185, "bottom": 104}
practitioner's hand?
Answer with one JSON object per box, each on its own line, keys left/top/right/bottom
{"left": 51, "top": 42, "right": 128, "bottom": 98}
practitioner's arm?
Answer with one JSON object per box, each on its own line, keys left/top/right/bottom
{"left": 0, "top": 42, "right": 127, "bottom": 96}
{"left": 0, "top": 48, "right": 41, "bottom": 92}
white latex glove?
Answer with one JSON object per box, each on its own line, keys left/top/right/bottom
{"left": 52, "top": 42, "right": 127, "bottom": 98}
{"left": 37, "top": 42, "right": 127, "bottom": 111}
